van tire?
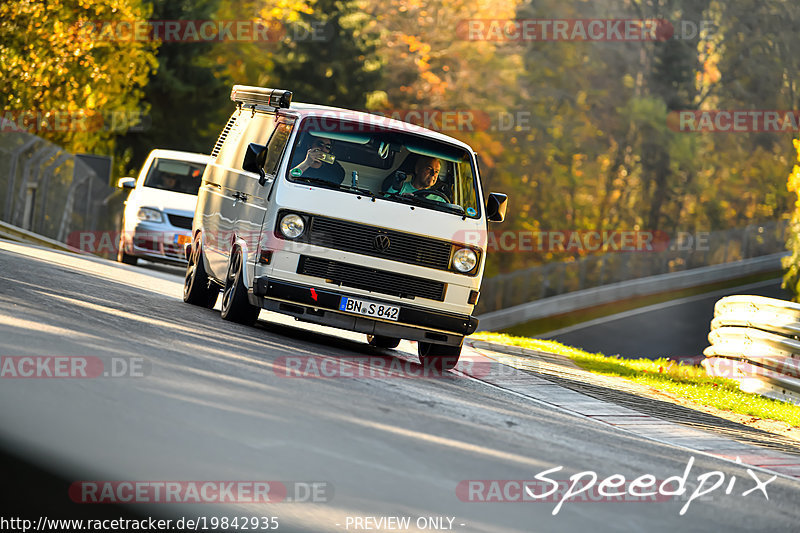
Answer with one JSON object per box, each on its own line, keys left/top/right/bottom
{"left": 183, "top": 235, "right": 219, "bottom": 308}
{"left": 418, "top": 341, "right": 462, "bottom": 371}
{"left": 220, "top": 248, "right": 260, "bottom": 325}
{"left": 367, "top": 335, "right": 400, "bottom": 349}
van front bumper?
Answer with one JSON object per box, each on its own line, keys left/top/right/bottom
{"left": 251, "top": 278, "right": 478, "bottom": 346}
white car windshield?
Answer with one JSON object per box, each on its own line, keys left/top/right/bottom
{"left": 143, "top": 158, "right": 207, "bottom": 195}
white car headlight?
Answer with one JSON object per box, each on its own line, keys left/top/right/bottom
{"left": 453, "top": 248, "right": 478, "bottom": 273}
{"left": 280, "top": 214, "right": 305, "bottom": 239}
{"left": 137, "top": 207, "right": 164, "bottom": 223}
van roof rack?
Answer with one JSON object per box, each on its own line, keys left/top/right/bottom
{"left": 230, "top": 85, "right": 292, "bottom": 109}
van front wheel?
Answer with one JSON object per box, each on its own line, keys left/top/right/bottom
{"left": 220, "top": 248, "right": 260, "bottom": 325}
{"left": 184, "top": 236, "right": 219, "bottom": 308}
{"left": 417, "top": 341, "right": 462, "bottom": 371}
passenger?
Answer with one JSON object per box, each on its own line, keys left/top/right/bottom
{"left": 290, "top": 136, "right": 346, "bottom": 185}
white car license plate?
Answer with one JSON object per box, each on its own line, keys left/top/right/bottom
{"left": 339, "top": 297, "right": 400, "bottom": 321}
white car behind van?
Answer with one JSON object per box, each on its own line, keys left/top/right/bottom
{"left": 117, "top": 149, "right": 213, "bottom": 266}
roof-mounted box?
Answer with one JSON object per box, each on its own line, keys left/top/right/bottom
{"left": 230, "top": 85, "right": 293, "bottom": 109}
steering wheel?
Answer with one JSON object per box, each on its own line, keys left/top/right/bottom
{"left": 412, "top": 188, "right": 451, "bottom": 203}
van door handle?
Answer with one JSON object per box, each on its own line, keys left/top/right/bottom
{"left": 232, "top": 191, "right": 248, "bottom": 202}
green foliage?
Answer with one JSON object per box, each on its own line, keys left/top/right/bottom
{"left": 270, "top": 0, "right": 382, "bottom": 109}
{"left": 481, "top": 0, "right": 795, "bottom": 273}
{"left": 0, "top": 0, "right": 158, "bottom": 155}
{"left": 782, "top": 138, "right": 800, "bottom": 299}
{"left": 115, "top": 0, "right": 233, "bottom": 172}
{"left": 3, "top": 0, "right": 797, "bottom": 272}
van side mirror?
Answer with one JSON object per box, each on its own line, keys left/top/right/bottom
{"left": 117, "top": 177, "right": 135, "bottom": 189}
{"left": 486, "top": 193, "right": 507, "bottom": 222}
{"left": 242, "top": 143, "right": 268, "bottom": 185}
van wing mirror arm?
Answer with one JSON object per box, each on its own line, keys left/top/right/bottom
{"left": 242, "top": 143, "right": 269, "bottom": 185}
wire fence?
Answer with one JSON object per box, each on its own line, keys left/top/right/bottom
{"left": 0, "top": 130, "right": 126, "bottom": 254}
{"left": 477, "top": 221, "right": 788, "bottom": 314}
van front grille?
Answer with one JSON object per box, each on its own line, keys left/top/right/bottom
{"left": 297, "top": 256, "right": 446, "bottom": 301}
{"left": 303, "top": 216, "right": 453, "bottom": 270}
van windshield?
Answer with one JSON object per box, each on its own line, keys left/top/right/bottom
{"left": 143, "top": 158, "right": 207, "bottom": 195}
{"left": 285, "top": 119, "right": 481, "bottom": 218}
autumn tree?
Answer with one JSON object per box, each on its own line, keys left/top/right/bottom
{"left": 270, "top": 0, "right": 382, "bottom": 109}
{"left": 116, "top": 0, "right": 233, "bottom": 170}
{"left": 0, "top": 0, "right": 158, "bottom": 155}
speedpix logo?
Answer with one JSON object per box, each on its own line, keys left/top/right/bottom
{"left": 457, "top": 457, "right": 776, "bottom": 515}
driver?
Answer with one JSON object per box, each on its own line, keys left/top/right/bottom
{"left": 386, "top": 156, "right": 444, "bottom": 201}
{"left": 159, "top": 173, "right": 179, "bottom": 192}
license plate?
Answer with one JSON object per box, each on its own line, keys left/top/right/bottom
{"left": 174, "top": 234, "right": 191, "bottom": 247}
{"left": 339, "top": 297, "right": 400, "bottom": 321}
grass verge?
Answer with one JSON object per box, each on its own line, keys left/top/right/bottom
{"left": 471, "top": 331, "right": 800, "bottom": 428}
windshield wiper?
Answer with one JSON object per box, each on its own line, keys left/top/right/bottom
{"left": 293, "top": 176, "right": 375, "bottom": 197}
{"left": 381, "top": 191, "right": 419, "bottom": 206}
{"left": 382, "top": 191, "right": 465, "bottom": 215}
{"left": 338, "top": 184, "right": 376, "bottom": 197}
{"left": 291, "top": 176, "right": 342, "bottom": 190}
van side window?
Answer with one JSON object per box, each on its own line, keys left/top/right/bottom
{"left": 264, "top": 122, "right": 294, "bottom": 176}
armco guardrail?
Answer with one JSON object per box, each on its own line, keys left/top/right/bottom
{"left": 704, "top": 295, "right": 800, "bottom": 406}
{"left": 478, "top": 220, "right": 788, "bottom": 315}
{"left": 478, "top": 253, "right": 786, "bottom": 331}
{"left": 0, "top": 219, "right": 81, "bottom": 253}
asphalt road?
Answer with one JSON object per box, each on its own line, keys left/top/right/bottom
{"left": 543, "top": 279, "right": 790, "bottom": 360}
{"left": 1, "top": 240, "right": 799, "bottom": 532}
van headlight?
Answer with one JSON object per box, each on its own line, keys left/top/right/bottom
{"left": 279, "top": 214, "right": 305, "bottom": 239}
{"left": 453, "top": 248, "right": 478, "bottom": 273}
{"left": 137, "top": 207, "right": 164, "bottom": 223}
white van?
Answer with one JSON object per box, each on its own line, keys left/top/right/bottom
{"left": 184, "top": 86, "right": 507, "bottom": 369}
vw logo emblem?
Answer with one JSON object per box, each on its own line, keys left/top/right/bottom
{"left": 373, "top": 234, "right": 391, "bottom": 252}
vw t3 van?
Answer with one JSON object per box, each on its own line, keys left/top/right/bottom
{"left": 184, "top": 85, "right": 507, "bottom": 369}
